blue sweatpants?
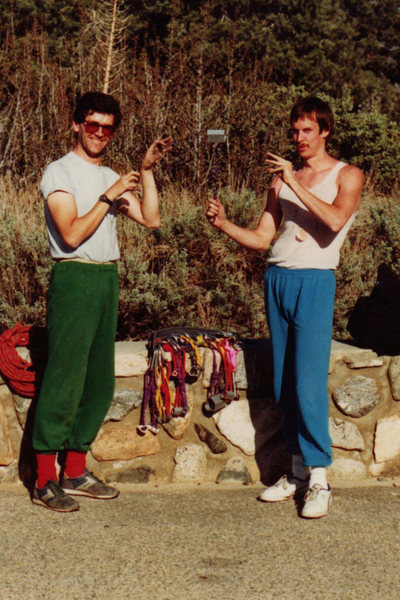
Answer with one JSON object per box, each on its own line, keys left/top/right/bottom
{"left": 264, "top": 265, "right": 335, "bottom": 467}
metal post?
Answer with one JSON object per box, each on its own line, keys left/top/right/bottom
{"left": 207, "top": 129, "right": 226, "bottom": 199}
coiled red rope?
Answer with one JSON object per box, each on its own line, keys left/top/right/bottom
{"left": 0, "top": 323, "right": 38, "bottom": 397}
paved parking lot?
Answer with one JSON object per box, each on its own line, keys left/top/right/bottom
{"left": 1, "top": 481, "right": 400, "bottom": 600}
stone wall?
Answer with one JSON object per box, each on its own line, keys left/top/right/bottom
{"left": 1, "top": 337, "right": 400, "bottom": 486}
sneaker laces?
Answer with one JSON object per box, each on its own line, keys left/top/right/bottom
{"left": 80, "top": 470, "right": 101, "bottom": 483}
{"left": 304, "top": 483, "right": 325, "bottom": 501}
{"left": 42, "top": 480, "right": 65, "bottom": 498}
{"left": 274, "top": 475, "right": 288, "bottom": 489}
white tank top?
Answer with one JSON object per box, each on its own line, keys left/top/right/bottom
{"left": 268, "top": 161, "right": 354, "bottom": 270}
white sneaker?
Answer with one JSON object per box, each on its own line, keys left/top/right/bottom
{"left": 259, "top": 474, "right": 309, "bottom": 503}
{"left": 301, "top": 484, "right": 332, "bottom": 519}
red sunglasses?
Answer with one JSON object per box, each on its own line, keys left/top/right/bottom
{"left": 82, "top": 120, "right": 115, "bottom": 137}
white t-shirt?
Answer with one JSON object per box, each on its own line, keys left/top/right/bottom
{"left": 41, "top": 151, "right": 121, "bottom": 262}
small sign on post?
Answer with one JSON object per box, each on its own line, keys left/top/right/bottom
{"left": 207, "top": 129, "right": 226, "bottom": 144}
{"left": 206, "top": 129, "right": 227, "bottom": 201}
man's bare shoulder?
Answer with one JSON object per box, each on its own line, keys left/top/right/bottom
{"left": 46, "top": 192, "right": 76, "bottom": 222}
{"left": 339, "top": 163, "right": 364, "bottom": 185}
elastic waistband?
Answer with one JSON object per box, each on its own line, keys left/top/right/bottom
{"left": 266, "top": 265, "right": 334, "bottom": 274}
{"left": 54, "top": 257, "right": 117, "bottom": 265}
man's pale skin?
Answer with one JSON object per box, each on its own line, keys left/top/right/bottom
{"left": 47, "top": 110, "right": 173, "bottom": 249}
{"left": 206, "top": 115, "right": 364, "bottom": 246}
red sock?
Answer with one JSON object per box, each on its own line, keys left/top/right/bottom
{"left": 36, "top": 453, "right": 57, "bottom": 488}
{"left": 64, "top": 451, "right": 87, "bottom": 479}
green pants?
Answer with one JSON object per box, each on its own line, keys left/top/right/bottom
{"left": 32, "top": 261, "right": 119, "bottom": 454}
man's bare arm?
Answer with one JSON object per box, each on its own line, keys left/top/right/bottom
{"left": 266, "top": 153, "right": 364, "bottom": 232}
{"left": 206, "top": 178, "right": 283, "bottom": 251}
{"left": 117, "top": 136, "right": 173, "bottom": 228}
{"left": 46, "top": 191, "right": 118, "bottom": 249}
{"left": 46, "top": 167, "right": 142, "bottom": 248}
{"left": 47, "top": 138, "right": 172, "bottom": 246}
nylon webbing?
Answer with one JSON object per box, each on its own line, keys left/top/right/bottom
{"left": 138, "top": 327, "right": 241, "bottom": 434}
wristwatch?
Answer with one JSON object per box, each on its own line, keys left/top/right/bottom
{"left": 99, "top": 194, "right": 113, "bottom": 206}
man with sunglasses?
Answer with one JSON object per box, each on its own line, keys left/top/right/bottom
{"left": 32, "top": 91, "right": 172, "bottom": 512}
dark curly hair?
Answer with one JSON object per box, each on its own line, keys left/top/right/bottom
{"left": 73, "top": 92, "right": 122, "bottom": 128}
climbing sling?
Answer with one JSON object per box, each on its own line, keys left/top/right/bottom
{"left": 138, "top": 327, "right": 241, "bottom": 434}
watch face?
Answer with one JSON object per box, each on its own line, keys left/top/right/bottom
{"left": 99, "top": 194, "right": 112, "bottom": 205}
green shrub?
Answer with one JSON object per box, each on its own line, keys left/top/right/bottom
{"left": 117, "top": 188, "right": 268, "bottom": 340}
{"left": 335, "top": 190, "right": 400, "bottom": 339}
{"left": 1, "top": 178, "right": 399, "bottom": 344}
{"left": 0, "top": 182, "right": 51, "bottom": 329}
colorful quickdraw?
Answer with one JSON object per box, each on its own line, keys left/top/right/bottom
{"left": 137, "top": 327, "right": 241, "bottom": 435}
{"left": 202, "top": 336, "right": 240, "bottom": 414}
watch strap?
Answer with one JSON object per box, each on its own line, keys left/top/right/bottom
{"left": 99, "top": 194, "right": 113, "bottom": 206}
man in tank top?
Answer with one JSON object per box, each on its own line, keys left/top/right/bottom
{"left": 32, "top": 92, "right": 172, "bottom": 512}
{"left": 206, "top": 97, "right": 364, "bottom": 518}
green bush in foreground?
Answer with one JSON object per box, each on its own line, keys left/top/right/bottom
{"left": 1, "top": 182, "right": 399, "bottom": 342}
{"left": 335, "top": 190, "right": 400, "bottom": 338}
{"left": 0, "top": 183, "right": 51, "bottom": 328}
{"left": 117, "top": 188, "right": 268, "bottom": 340}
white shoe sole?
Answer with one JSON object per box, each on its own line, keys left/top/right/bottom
{"left": 259, "top": 479, "right": 308, "bottom": 503}
{"left": 62, "top": 487, "right": 119, "bottom": 499}
{"left": 259, "top": 490, "right": 297, "bottom": 503}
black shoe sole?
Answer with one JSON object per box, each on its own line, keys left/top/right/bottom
{"left": 32, "top": 497, "right": 80, "bottom": 513}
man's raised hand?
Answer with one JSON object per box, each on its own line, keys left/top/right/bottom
{"left": 206, "top": 197, "right": 227, "bottom": 228}
{"left": 265, "top": 152, "right": 295, "bottom": 185}
{"left": 141, "top": 136, "right": 173, "bottom": 170}
{"left": 107, "top": 170, "right": 140, "bottom": 200}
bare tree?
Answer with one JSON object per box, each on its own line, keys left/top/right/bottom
{"left": 81, "top": 0, "right": 128, "bottom": 95}
{"left": 103, "top": 0, "right": 119, "bottom": 93}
